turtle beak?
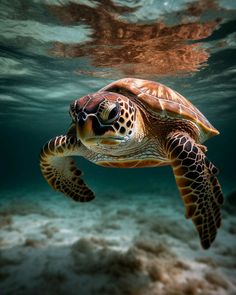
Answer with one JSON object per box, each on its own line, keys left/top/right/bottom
{"left": 76, "top": 111, "right": 120, "bottom": 146}
{"left": 76, "top": 112, "right": 95, "bottom": 142}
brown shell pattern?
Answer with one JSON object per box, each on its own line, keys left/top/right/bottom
{"left": 100, "top": 78, "right": 219, "bottom": 139}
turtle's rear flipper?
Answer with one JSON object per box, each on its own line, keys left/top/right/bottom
{"left": 40, "top": 135, "right": 95, "bottom": 202}
{"left": 166, "top": 132, "right": 224, "bottom": 249}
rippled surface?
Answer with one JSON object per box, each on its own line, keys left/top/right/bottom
{"left": 1, "top": 0, "right": 236, "bottom": 120}
{"left": 0, "top": 1, "right": 236, "bottom": 294}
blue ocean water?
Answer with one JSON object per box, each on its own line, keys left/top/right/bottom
{"left": 0, "top": 1, "right": 236, "bottom": 294}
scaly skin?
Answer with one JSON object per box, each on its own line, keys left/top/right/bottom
{"left": 165, "top": 131, "right": 224, "bottom": 249}
{"left": 40, "top": 134, "right": 95, "bottom": 202}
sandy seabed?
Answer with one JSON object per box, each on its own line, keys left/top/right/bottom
{"left": 0, "top": 189, "right": 235, "bottom": 295}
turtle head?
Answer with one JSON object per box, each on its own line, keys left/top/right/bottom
{"left": 70, "top": 91, "right": 144, "bottom": 151}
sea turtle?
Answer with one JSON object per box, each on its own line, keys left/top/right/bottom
{"left": 40, "top": 78, "right": 224, "bottom": 249}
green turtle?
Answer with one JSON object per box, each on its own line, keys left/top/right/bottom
{"left": 40, "top": 78, "right": 224, "bottom": 249}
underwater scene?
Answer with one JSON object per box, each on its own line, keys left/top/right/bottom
{"left": 1, "top": 0, "right": 236, "bottom": 294}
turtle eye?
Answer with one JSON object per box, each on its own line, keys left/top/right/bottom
{"left": 108, "top": 104, "right": 120, "bottom": 121}
{"left": 98, "top": 102, "right": 120, "bottom": 124}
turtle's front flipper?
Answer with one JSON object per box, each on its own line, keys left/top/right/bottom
{"left": 166, "top": 132, "right": 224, "bottom": 249}
{"left": 40, "top": 135, "right": 95, "bottom": 202}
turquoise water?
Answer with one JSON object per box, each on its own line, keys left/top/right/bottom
{"left": 1, "top": 1, "right": 236, "bottom": 294}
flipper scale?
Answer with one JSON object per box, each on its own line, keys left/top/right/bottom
{"left": 166, "top": 132, "right": 224, "bottom": 249}
{"left": 40, "top": 135, "right": 95, "bottom": 202}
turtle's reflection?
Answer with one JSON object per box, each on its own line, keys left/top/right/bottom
{"left": 47, "top": 0, "right": 220, "bottom": 77}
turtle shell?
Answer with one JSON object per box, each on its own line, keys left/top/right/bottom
{"left": 99, "top": 78, "right": 219, "bottom": 139}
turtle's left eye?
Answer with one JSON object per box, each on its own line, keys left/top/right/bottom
{"left": 108, "top": 104, "right": 120, "bottom": 121}
{"left": 98, "top": 102, "right": 120, "bottom": 124}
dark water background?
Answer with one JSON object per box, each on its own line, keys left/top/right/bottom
{"left": 1, "top": 0, "right": 236, "bottom": 197}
